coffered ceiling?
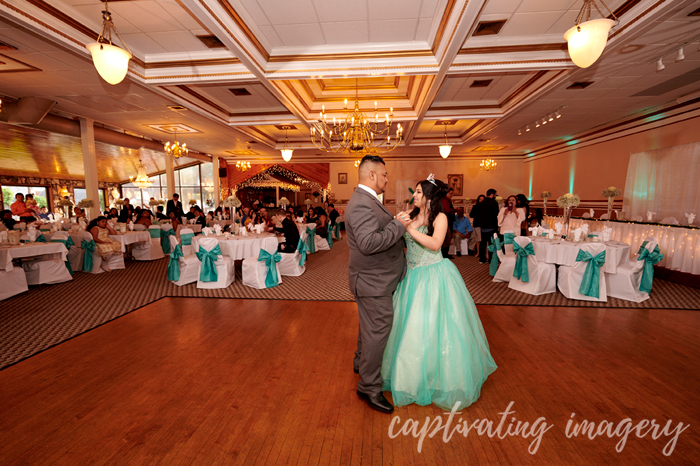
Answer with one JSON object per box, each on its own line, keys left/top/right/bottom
{"left": 0, "top": 0, "right": 699, "bottom": 182}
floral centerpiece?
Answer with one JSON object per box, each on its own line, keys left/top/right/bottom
{"left": 77, "top": 199, "right": 94, "bottom": 208}
{"left": 304, "top": 198, "right": 312, "bottom": 207}
{"left": 556, "top": 193, "right": 580, "bottom": 238}
{"left": 495, "top": 196, "right": 503, "bottom": 208}
{"left": 189, "top": 199, "right": 198, "bottom": 206}
{"left": 278, "top": 197, "right": 290, "bottom": 207}
{"left": 601, "top": 186, "right": 621, "bottom": 219}
{"left": 149, "top": 198, "right": 164, "bottom": 207}
{"left": 115, "top": 199, "right": 125, "bottom": 206}
{"left": 223, "top": 195, "right": 242, "bottom": 224}
{"left": 205, "top": 198, "right": 214, "bottom": 208}
{"left": 540, "top": 190, "right": 552, "bottom": 215}
{"left": 55, "top": 197, "right": 74, "bottom": 218}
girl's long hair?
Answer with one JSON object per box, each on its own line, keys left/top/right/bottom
{"left": 408, "top": 179, "right": 450, "bottom": 236}
{"left": 87, "top": 216, "right": 107, "bottom": 232}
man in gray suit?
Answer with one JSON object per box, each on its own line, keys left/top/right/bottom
{"left": 346, "top": 155, "right": 411, "bottom": 413}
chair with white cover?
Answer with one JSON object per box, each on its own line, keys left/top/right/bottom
{"left": 133, "top": 224, "right": 146, "bottom": 231}
{"left": 167, "top": 235, "right": 200, "bottom": 286}
{"left": 179, "top": 227, "right": 195, "bottom": 256}
{"left": 50, "top": 231, "right": 76, "bottom": 275}
{"left": 448, "top": 235, "right": 469, "bottom": 256}
{"left": 661, "top": 217, "right": 679, "bottom": 225}
{"left": 75, "top": 231, "right": 125, "bottom": 274}
{"left": 132, "top": 226, "right": 165, "bottom": 261}
{"left": 160, "top": 224, "right": 175, "bottom": 254}
{"left": 558, "top": 243, "right": 607, "bottom": 302}
{"left": 195, "top": 237, "right": 234, "bottom": 289}
{"left": 314, "top": 232, "right": 330, "bottom": 251}
{"left": 605, "top": 237, "right": 661, "bottom": 302}
{"left": 486, "top": 233, "right": 503, "bottom": 277}
{"left": 22, "top": 231, "right": 73, "bottom": 285}
{"left": 492, "top": 234, "right": 517, "bottom": 283}
{"left": 507, "top": 237, "right": 556, "bottom": 295}
{"left": 242, "top": 247, "right": 283, "bottom": 289}
{"left": 278, "top": 238, "right": 307, "bottom": 276}
{"left": 331, "top": 221, "right": 342, "bottom": 240}
{"left": 304, "top": 226, "right": 317, "bottom": 254}
{"left": 582, "top": 212, "right": 592, "bottom": 218}
{"left": 599, "top": 213, "right": 609, "bottom": 220}
{"left": 502, "top": 230, "right": 515, "bottom": 254}
{"left": 630, "top": 215, "right": 643, "bottom": 222}
{"left": 0, "top": 267, "right": 28, "bottom": 301}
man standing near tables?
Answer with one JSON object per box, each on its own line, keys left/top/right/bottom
{"left": 118, "top": 197, "right": 133, "bottom": 223}
{"left": 452, "top": 207, "right": 473, "bottom": 257}
{"left": 167, "top": 193, "right": 183, "bottom": 218}
{"left": 478, "top": 189, "right": 500, "bottom": 264}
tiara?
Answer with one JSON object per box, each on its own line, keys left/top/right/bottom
{"left": 426, "top": 173, "right": 437, "bottom": 186}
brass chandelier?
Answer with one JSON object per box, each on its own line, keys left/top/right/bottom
{"left": 236, "top": 161, "right": 251, "bottom": 171}
{"left": 310, "top": 79, "right": 402, "bottom": 155}
{"left": 164, "top": 130, "right": 188, "bottom": 158}
{"left": 130, "top": 158, "right": 152, "bottom": 188}
{"left": 480, "top": 158, "right": 497, "bottom": 171}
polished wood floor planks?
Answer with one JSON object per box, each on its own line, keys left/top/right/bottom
{"left": 0, "top": 298, "right": 698, "bottom": 465}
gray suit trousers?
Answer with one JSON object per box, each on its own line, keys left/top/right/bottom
{"left": 354, "top": 294, "right": 394, "bottom": 396}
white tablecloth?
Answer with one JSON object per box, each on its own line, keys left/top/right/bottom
{"left": 208, "top": 219, "right": 232, "bottom": 227}
{"left": 191, "top": 234, "right": 279, "bottom": 260}
{"left": 109, "top": 231, "right": 152, "bottom": 253}
{"left": 0, "top": 242, "right": 68, "bottom": 271}
{"left": 545, "top": 216, "right": 700, "bottom": 275}
{"left": 530, "top": 237, "right": 631, "bottom": 274}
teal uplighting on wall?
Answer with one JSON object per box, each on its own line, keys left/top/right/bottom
{"left": 569, "top": 153, "right": 576, "bottom": 193}
{"left": 566, "top": 139, "right": 579, "bottom": 146}
{"left": 528, "top": 163, "right": 534, "bottom": 199}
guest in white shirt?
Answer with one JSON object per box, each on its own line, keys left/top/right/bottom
{"left": 497, "top": 195, "right": 525, "bottom": 235}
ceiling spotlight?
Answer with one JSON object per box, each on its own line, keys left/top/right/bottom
{"left": 542, "top": 117, "right": 548, "bottom": 125}
{"left": 525, "top": 125, "right": 530, "bottom": 132}
{"left": 656, "top": 58, "right": 665, "bottom": 72}
{"left": 676, "top": 47, "right": 685, "bottom": 62}
{"left": 518, "top": 128, "right": 522, "bottom": 136}
{"left": 555, "top": 110, "right": 562, "bottom": 119}
{"left": 548, "top": 113, "right": 554, "bottom": 122}
{"left": 536, "top": 120, "right": 541, "bottom": 128}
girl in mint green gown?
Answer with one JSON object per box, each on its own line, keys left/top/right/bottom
{"left": 382, "top": 177, "right": 497, "bottom": 411}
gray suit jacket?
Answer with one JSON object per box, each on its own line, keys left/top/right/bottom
{"left": 346, "top": 187, "right": 407, "bottom": 297}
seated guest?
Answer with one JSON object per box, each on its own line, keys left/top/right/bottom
{"left": 87, "top": 216, "right": 121, "bottom": 272}
{"left": 215, "top": 206, "right": 223, "bottom": 217}
{"left": 307, "top": 206, "right": 318, "bottom": 224}
{"left": 38, "top": 207, "right": 51, "bottom": 221}
{"left": 257, "top": 208, "right": 274, "bottom": 232}
{"left": 452, "top": 207, "right": 473, "bottom": 257}
{"left": 186, "top": 206, "right": 196, "bottom": 221}
{"left": 273, "top": 210, "right": 300, "bottom": 253}
{"left": 194, "top": 208, "right": 206, "bottom": 227}
{"left": 117, "top": 198, "right": 133, "bottom": 223}
{"left": 206, "top": 212, "right": 215, "bottom": 222}
{"left": 1, "top": 210, "right": 17, "bottom": 230}
{"left": 155, "top": 206, "right": 168, "bottom": 220}
{"left": 295, "top": 209, "right": 305, "bottom": 222}
{"left": 135, "top": 209, "right": 152, "bottom": 227}
{"left": 11, "top": 193, "right": 37, "bottom": 224}
{"left": 168, "top": 211, "right": 181, "bottom": 232}
{"left": 528, "top": 207, "right": 543, "bottom": 228}
{"left": 107, "top": 207, "right": 119, "bottom": 220}
{"left": 240, "top": 206, "right": 251, "bottom": 225}
{"left": 74, "top": 206, "right": 86, "bottom": 220}
{"left": 133, "top": 206, "right": 142, "bottom": 220}
{"left": 314, "top": 206, "right": 328, "bottom": 238}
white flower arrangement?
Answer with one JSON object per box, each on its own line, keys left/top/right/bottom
{"left": 304, "top": 198, "right": 312, "bottom": 206}
{"left": 149, "top": 199, "right": 164, "bottom": 207}
{"left": 601, "top": 186, "right": 621, "bottom": 197}
{"left": 278, "top": 197, "right": 290, "bottom": 206}
{"left": 540, "top": 191, "right": 551, "bottom": 198}
{"left": 557, "top": 193, "right": 581, "bottom": 208}
{"left": 495, "top": 196, "right": 503, "bottom": 203}
{"left": 223, "top": 195, "right": 242, "bottom": 208}
{"left": 189, "top": 199, "right": 198, "bottom": 205}
{"left": 55, "top": 198, "right": 74, "bottom": 207}
{"left": 77, "top": 199, "right": 94, "bottom": 208}
{"left": 115, "top": 199, "right": 125, "bottom": 206}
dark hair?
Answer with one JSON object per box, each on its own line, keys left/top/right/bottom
{"left": 296, "top": 209, "right": 304, "bottom": 217}
{"left": 315, "top": 206, "right": 327, "bottom": 217}
{"left": 1, "top": 209, "right": 11, "bottom": 216}
{"left": 476, "top": 194, "right": 485, "bottom": 203}
{"left": 157, "top": 206, "right": 163, "bottom": 212}
{"left": 447, "top": 188, "right": 453, "bottom": 193}
{"left": 329, "top": 203, "right": 334, "bottom": 208}
{"left": 409, "top": 179, "right": 449, "bottom": 236}
{"left": 173, "top": 193, "right": 179, "bottom": 198}
{"left": 87, "top": 216, "right": 107, "bottom": 231}
{"left": 358, "top": 154, "right": 385, "bottom": 170}
{"left": 486, "top": 188, "right": 497, "bottom": 197}
{"left": 26, "top": 193, "right": 34, "bottom": 199}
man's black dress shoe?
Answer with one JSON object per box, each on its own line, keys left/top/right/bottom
{"left": 356, "top": 390, "right": 394, "bottom": 414}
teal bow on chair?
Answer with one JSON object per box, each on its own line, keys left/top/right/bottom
{"left": 297, "top": 237, "right": 307, "bottom": 267}
{"left": 487, "top": 236, "right": 503, "bottom": 276}
{"left": 333, "top": 222, "right": 340, "bottom": 239}
{"left": 168, "top": 244, "right": 183, "bottom": 281}
{"left": 258, "top": 249, "right": 282, "bottom": 288}
{"left": 196, "top": 244, "right": 222, "bottom": 282}
{"left": 180, "top": 232, "right": 194, "bottom": 246}
{"left": 35, "top": 234, "right": 47, "bottom": 242}
{"left": 503, "top": 232, "right": 515, "bottom": 245}
{"left": 148, "top": 228, "right": 160, "bottom": 239}
{"left": 81, "top": 239, "right": 96, "bottom": 272}
{"left": 306, "top": 227, "right": 316, "bottom": 253}
{"left": 50, "top": 237, "right": 75, "bottom": 275}
{"left": 160, "top": 228, "right": 175, "bottom": 254}
{"left": 576, "top": 249, "right": 606, "bottom": 298}
{"left": 512, "top": 241, "right": 535, "bottom": 282}
{"left": 326, "top": 225, "right": 333, "bottom": 248}
{"left": 637, "top": 245, "right": 663, "bottom": 293}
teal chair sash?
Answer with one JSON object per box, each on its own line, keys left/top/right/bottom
{"left": 333, "top": 222, "right": 340, "bottom": 239}
{"left": 196, "top": 244, "right": 222, "bottom": 282}
{"left": 258, "top": 249, "right": 282, "bottom": 288}
{"left": 50, "top": 237, "right": 75, "bottom": 275}
{"left": 486, "top": 236, "right": 503, "bottom": 277}
{"left": 326, "top": 225, "right": 333, "bottom": 248}
{"left": 81, "top": 238, "right": 96, "bottom": 272}
{"left": 503, "top": 232, "right": 515, "bottom": 245}
{"left": 35, "top": 234, "right": 47, "bottom": 242}
{"left": 306, "top": 227, "right": 316, "bottom": 253}
{"left": 167, "top": 244, "right": 183, "bottom": 281}
{"left": 160, "top": 228, "right": 175, "bottom": 254}
{"left": 637, "top": 245, "right": 663, "bottom": 293}
{"left": 512, "top": 241, "right": 535, "bottom": 282}
{"left": 148, "top": 228, "right": 160, "bottom": 239}
{"left": 297, "top": 237, "right": 308, "bottom": 267}
{"left": 576, "top": 249, "right": 606, "bottom": 298}
{"left": 180, "top": 232, "right": 194, "bottom": 246}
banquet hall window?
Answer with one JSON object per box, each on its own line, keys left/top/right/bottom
{"left": 74, "top": 188, "right": 107, "bottom": 212}
{"left": 2, "top": 185, "right": 49, "bottom": 211}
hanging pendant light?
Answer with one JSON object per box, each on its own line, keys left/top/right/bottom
{"left": 86, "top": 2, "right": 133, "bottom": 85}
{"left": 280, "top": 126, "right": 293, "bottom": 162}
{"left": 438, "top": 121, "right": 452, "bottom": 158}
{"left": 564, "top": 0, "right": 617, "bottom": 68}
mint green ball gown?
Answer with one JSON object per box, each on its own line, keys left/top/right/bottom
{"left": 381, "top": 227, "right": 497, "bottom": 411}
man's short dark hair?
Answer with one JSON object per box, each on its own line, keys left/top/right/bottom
{"left": 173, "top": 193, "right": 179, "bottom": 198}
{"left": 486, "top": 188, "right": 497, "bottom": 196}
{"left": 447, "top": 188, "right": 454, "bottom": 193}
{"left": 329, "top": 203, "right": 334, "bottom": 207}
{"left": 157, "top": 206, "right": 163, "bottom": 212}
{"left": 358, "top": 154, "right": 385, "bottom": 170}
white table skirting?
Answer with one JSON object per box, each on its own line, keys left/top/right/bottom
{"left": 191, "top": 234, "right": 279, "bottom": 261}
{"left": 545, "top": 216, "right": 700, "bottom": 275}
{"left": 530, "top": 237, "right": 631, "bottom": 274}
{"left": 109, "top": 231, "right": 152, "bottom": 253}
{"left": 0, "top": 242, "right": 68, "bottom": 271}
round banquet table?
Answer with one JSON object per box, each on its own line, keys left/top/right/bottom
{"left": 0, "top": 242, "right": 68, "bottom": 271}
{"left": 109, "top": 231, "right": 152, "bottom": 253}
{"left": 191, "top": 234, "right": 279, "bottom": 260}
{"left": 530, "top": 236, "right": 631, "bottom": 274}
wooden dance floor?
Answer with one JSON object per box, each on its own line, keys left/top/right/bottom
{"left": 1, "top": 298, "right": 698, "bottom": 465}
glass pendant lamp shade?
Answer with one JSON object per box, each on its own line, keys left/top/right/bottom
{"left": 439, "top": 144, "right": 451, "bottom": 158}
{"left": 564, "top": 18, "right": 614, "bottom": 68}
{"left": 87, "top": 42, "right": 132, "bottom": 85}
{"left": 281, "top": 148, "right": 293, "bottom": 162}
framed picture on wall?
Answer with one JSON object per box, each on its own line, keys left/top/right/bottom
{"left": 447, "top": 174, "right": 463, "bottom": 196}
{"left": 338, "top": 173, "right": 348, "bottom": 184}
{"left": 305, "top": 193, "right": 313, "bottom": 200}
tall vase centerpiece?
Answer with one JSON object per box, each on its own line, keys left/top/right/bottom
{"left": 56, "top": 197, "right": 74, "bottom": 220}
{"left": 601, "top": 186, "right": 621, "bottom": 220}
{"left": 556, "top": 193, "right": 580, "bottom": 239}
{"left": 223, "top": 195, "right": 242, "bottom": 232}
{"left": 541, "top": 191, "right": 551, "bottom": 216}
{"left": 78, "top": 199, "right": 94, "bottom": 222}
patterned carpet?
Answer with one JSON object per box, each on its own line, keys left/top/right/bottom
{"left": 2, "top": 239, "right": 699, "bottom": 369}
